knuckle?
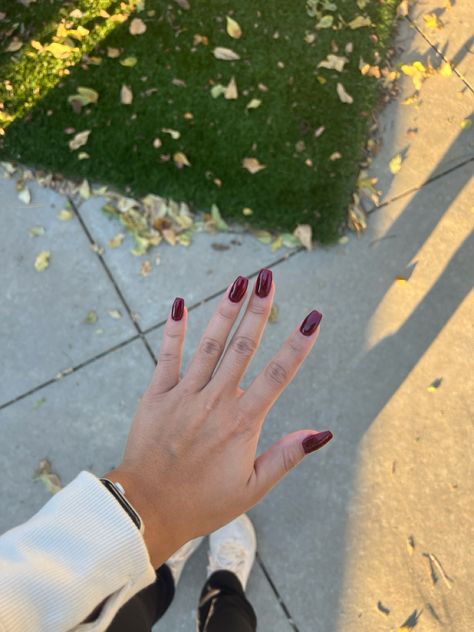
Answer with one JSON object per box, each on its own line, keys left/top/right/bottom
{"left": 248, "top": 301, "right": 267, "bottom": 316}
{"left": 232, "top": 335, "right": 256, "bottom": 357}
{"left": 217, "top": 306, "right": 234, "bottom": 321}
{"left": 200, "top": 336, "right": 222, "bottom": 357}
{"left": 265, "top": 361, "right": 288, "bottom": 386}
{"left": 282, "top": 447, "right": 299, "bottom": 474}
{"left": 203, "top": 391, "right": 222, "bottom": 413}
{"left": 159, "top": 351, "right": 178, "bottom": 365}
{"left": 288, "top": 336, "right": 305, "bottom": 356}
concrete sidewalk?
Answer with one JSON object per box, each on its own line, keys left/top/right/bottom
{"left": 1, "top": 6, "right": 473, "bottom": 631}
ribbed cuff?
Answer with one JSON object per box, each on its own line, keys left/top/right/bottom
{"left": 0, "top": 470, "right": 156, "bottom": 631}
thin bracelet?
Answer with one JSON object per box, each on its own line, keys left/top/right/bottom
{"left": 100, "top": 478, "right": 144, "bottom": 534}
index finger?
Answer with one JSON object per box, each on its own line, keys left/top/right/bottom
{"left": 238, "top": 310, "right": 322, "bottom": 418}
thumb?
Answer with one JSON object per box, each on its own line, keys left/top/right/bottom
{"left": 250, "top": 429, "right": 333, "bottom": 501}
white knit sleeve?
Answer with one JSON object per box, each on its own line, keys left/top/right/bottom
{"left": 0, "top": 471, "right": 157, "bottom": 632}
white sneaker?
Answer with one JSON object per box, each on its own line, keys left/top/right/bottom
{"left": 207, "top": 514, "right": 257, "bottom": 592}
{"left": 166, "top": 536, "right": 205, "bottom": 587}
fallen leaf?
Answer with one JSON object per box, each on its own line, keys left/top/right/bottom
{"left": 79, "top": 179, "right": 90, "bottom": 199}
{"left": 108, "top": 309, "right": 123, "bottom": 319}
{"left": 338, "top": 235, "right": 349, "bottom": 244}
{"left": 336, "top": 82, "right": 353, "bottom": 103}
{"left": 315, "top": 126, "right": 325, "bottom": 137}
{"left": 330, "top": 151, "right": 342, "bottom": 161}
{"left": 242, "top": 157, "right": 266, "bottom": 173}
{"left": 246, "top": 98, "right": 262, "bottom": 109}
{"left": 162, "top": 128, "right": 180, "bottom": 139}
{"left": 153, "top": 138, "right": 162, "bottom": 148}
{"left": 347, "top": 195, "right": 367, "bottom": 234}
{"left": 35, "top": 251, "right": 51, "bottom": 272}
{"left": 69, "top": 130, "right": 91, "bottom": 150}
{"left": 268, "top": 304, "right": 279, "bottom": 323}
{"left": 281, "top": 233, "right": 301, "bottom": 247}
{"left": 439, "top": 61, "right": 452, "bottom": 77}
{"left": 162, "top": 228, "right": 177, "bottom": 245}
{"left": 6, "top": 38, "right": 23, "bottom": 52}
{"left": 29, "top": 226, "right": 45, "bottom": 237}
{"left": 294, "top": 224, "right": 312, "bottom": 250}
{"left": 33, "top": 397, "right": 46, "bottom": 409}
{"left": 318, "top": 54, "right": 348, "bottom": 72}
{"left": 174, "top": 0, "right": 191, "bottom": 9}
{"left": 254, "top": 229, "right": 273, "bottom": 244}
{"left": 348, "top": 15, "right": 372, "bottom": 29}
{"left": 226, "top": 16, "right": 242, "bottom": 39}
{"left": 389, "top": 153, "right": 403, "bottom": 174}
{"left": 316, "top": 15, "right": 334, "bottom": 29}
{"left": 33, "top": 459, "right": 61, "bottom": 494}
{"left": 84, "top": 310, "right": 98, "bottom": 324}
{"left": 91, "top": 243, "right": 104, "bottom": 255}
{"left": 427, "top": 377, "right": 443, "bottom": 392}
{"left": 140, "top": 260, "right": 152, "bottom": 276}
{"left": 121, "top": 84, "right": 133, "bottom": 104}
{"left": 44, "top": 42, "right": 75, "bottom": 59}
{"left": 401, "top": 61, "right": 431, "bottom": 91}
{"left": 211, "top": 204, "right": 229, "bottom": 230}
{"left": 211, "top": 84, "right": 227, "bottom": 98}
{"left": 213, "top": 47, "right": 240, "bottom": 61}
{"left": 271, "top": 235, "right": 283, "bottom": 251}
{"left": 58, "top": 209, "right": 73, "bottom": 220}
{"left": 423, "top": 13, "right": 443, "bottom": 29}
{"left": 173, "top": 151, "right": 191, "bottom": 168}
{"left": 224, "top": 76, "right": 238, "bottom": 99}
{"left": 130, "top": 17, "right": 147, "bottom": 35}
{"left": 460, "top": 119, "right": 472, "bottom": 129}
{"left": 68, "top": 87, "right": 99, "bottom": 110}
{"left": 397, "top": 0, "right": 409, "bottom": 17}
{"left": 18, "top": 187, "right": 31, "bottom": 205}
{"left": 120, "top": 56, "right": 138, "bottom": 67}
{"left": 78, "top": 152, "right": 90, "bottom": 160}
{"left": 242, "top": 207, "right": 253, "bottom": 215}
{"left": 108, "top": 233, "right": 125, "bottom": 248}
{"left": 107, "top": 47, "right": 121, "bottom": 58}
{"left": 402, "top": 93, "right": 419, "bottom": 106}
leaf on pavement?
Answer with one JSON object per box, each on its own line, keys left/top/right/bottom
{"left": 423, "top": 13, "right": 443, "bottom": 29}
{"left": 33, "top": 459, "right": 62, "bottom": 495}
{"left": 34, "top": 251, "right": 51, "bottom": 272}
{"left": 211, "top": 204, "right": 229, "bottom": 230}
{"left": 389, "top": 153, "right": 403, "bottom": 174}
{"left": 84, "top": 310, "right": 98, "bottom": 324}
{"left": 18, "top": 186, "right": 31, "bottom": 205}
{"left": 427, "top": 377, "right": 443, "bottom": 392}
{"left": 140, "top": 260, "right": 153, "bottom": 276}
{"left": 294, "top": 224, "right": 313, "bottom": 250}
{"left": 336, "top": 82, "right": 353, "bottom": 103}
{"left": 29, "top": 226, "right": 45, "bottom": 237}
{"left": 108, "top": 309, "right": 123, "bottom": 319}
{"left": 461, "top": 119, "right": 472, "bottom": 129}
{"left": 226, "top": 16, "right": 242, "bottom": 39}
{"left": 242, "top": 157, "right": 266, "bottom": 173}
{"left": 213, "top": 47, "right": 240, "bottom": 61}
{"left": 108, "top": 233, "right": 125, "bottom": 248}
{"left": 58, "top": 209, "right": 73, "bottom": 220}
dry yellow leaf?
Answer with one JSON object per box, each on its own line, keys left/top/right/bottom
{"left": 242, "top": 157, "right": 266, "bottom": 174}
{"left": 6, "top": 38, "right": 23, "bottom": 52}
{"left": 389, "top": 153, "right": 403, "bottom": 174}
{"left": 423, "top": 13, "right": 443, "bottom": 29}
{"left": 121, "top": 84, "right": 133, "bottom": 104}
{"left": 246, "top": 98, "right": 262, "bottom": 109}
{"left": 162, "top": 228, "right": 177, "bottom": 246}
{"left": 18, "top": 187, "right": 31, "bottom": 205}
{"left": 140, "top": 260, "right": 153, "bottom": 276}
{"left": 44, "top": 42, "right": 75, "bottom": 59}
{"left": 107, "top": 47, "right": 121, "bottom": 58}
{"left": 226, "top": 16, "right": 242, "bottom": 39}
{"left": 33, "top": 459, "right": 62, "bottom": 494}
{"left": 224, "top": 76, "right": 238, "bottom": 99}
{"left": 213, "top": 47, "right": 240, "bottom": 61}
{"left": 58, "top": 209, "right": 73, "bottom": 220}
{"left": 108, "top": 233, "right": 125, "bottom": 248}
{"left": 318, "top": 54, "right": 348, "bottom": 72}
{"left": 294, "top": 224, "right": 312, "bottom": 250}
{"left": 348, "top": 15, "right": 372, "bottom": 29}
{"left": 68, "top": 130, "right": 91, "bottom": 150}
{"left": 336, "top": 82, "right": 353, "bottom": 104}
{"left": 162, "top": 128, "right": 180, "bottom": 139}
{"left": 108, "top": 309, "right": 123, "bottom": 319}
{"left": 35, "top": 251, "right": 51, "bottom": 272}
{"left": 173, "top": 152, "right": 191, "bottom": 168}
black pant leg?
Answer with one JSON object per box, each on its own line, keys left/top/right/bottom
{"left": 106, "top": 563, "right": 175, "bottom": 631}
{"left": 197, "top": 570, "right": 257, "bottom": 632}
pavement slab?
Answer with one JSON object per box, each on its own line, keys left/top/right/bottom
{"left": 77, "top": 195, "right": 297, "bottom": 331}
{"left": 0, "top": 178, "right": 137, "bottom": 406}
{"left": 363, "top": 15, "right": 474, "bottom": 209}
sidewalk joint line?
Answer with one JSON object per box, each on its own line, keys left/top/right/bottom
{"left": 0, "top": 334, "right": 140, "bottom": 412}
{"left": 406, "top": 15, "right": 474, "bottom": 93}
{"left": 68, "top": 197, "right": 157, "bottom": 363}
{"left": 256, "top": 551, "right": 300, "bottom": 631}
{"left": 368, "top": 155, "right": 474, "bottom": 215}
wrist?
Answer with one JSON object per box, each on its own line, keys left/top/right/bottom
{"left": 101, "top": 467, "right": 174, "bottom": 568}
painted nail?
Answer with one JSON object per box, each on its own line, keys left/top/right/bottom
{"left": 229, "top": 276, "right": 249, "bottom": 303}
{"left": 302, "top": 431, "right": 333, "bottom": 455}
{"left": 171, "top": 297, "right": 184, "bottom": 321}
{"left": 255, "top": 268, "right": 273, "bottom": 298}
{"left": 300, "top": 310, "right": 323, "bottom": 336}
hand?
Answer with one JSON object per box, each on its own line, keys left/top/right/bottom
{"left": 104, "top": 270, "right": 333, "bottom": 567}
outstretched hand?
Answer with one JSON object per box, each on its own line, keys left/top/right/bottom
{"left": 104, "top": 269, "right": 333, "bottom": 567}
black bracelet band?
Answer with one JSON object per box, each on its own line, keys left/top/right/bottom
{"left": 100, "top": 478, "right": 143, "bottom": 533}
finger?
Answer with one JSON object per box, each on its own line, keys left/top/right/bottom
{"left": 247, "top": 429, "right": 334, "bottom": 502}
{"left": 183, "top": 275, "right": 249, "bottom": 391}
{"left": 150, "top": 297, "right": 187, "bottom": 394}
{"left": 211, "top": 268, "right": 275, "bottom": 391}
{"left": 239, "top": 310, "right": 322, "bottom": 418}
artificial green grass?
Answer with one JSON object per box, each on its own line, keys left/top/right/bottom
{"left": 0, "top": 0, "right": 398, "bottom": 242}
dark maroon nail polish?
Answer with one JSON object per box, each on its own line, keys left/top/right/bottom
{"left": 255, "top": 268, "right": 272, "bottom": 298}
{"left": 300, "top": 310, "right": 323, "bottom": 336}
{"left": 229, "top": 276, "right": 248, "bottom": 303}
{"left": 171, "top": 297, "right": 184, "bottom": 321}
{"left": 302, "top": 431, "right": 333, "bottom": 454}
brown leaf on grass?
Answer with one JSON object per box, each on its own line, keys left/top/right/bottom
{"left": 173, "top": 152, "right": 191, "bottom": 168}
{"left": 213, "top": 47, "right": 240, "bottom": 61}
{"left": 6, "top": 38, "right": 23, "bottom": 52}
{"left": 33, "top": 459, "right": 62, "bottom": 495}
{"left": 242, "top": 157, "right": 266, "bottom": 173}
{"left": 107, "top": 47, "right": 121, "bottom": 58}
{"left": 174, "top": 0, "right": 191, "bottom": 9}
{"left": 121, "top": 85, "right": 133, "bottom": 104}
{"left": 336, "top": 82, "right": 353, "bottom": 103}
{"left": 130, "top": 18, "right": 147, "bottom": 35}
{"left": 318, "top": 54, "right": 348, "bottom": 72}
{"left": 348, "top": 15, "right": 372, "bottom": 29}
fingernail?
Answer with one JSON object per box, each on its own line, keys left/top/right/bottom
{"left": 229, "top": 276, "right": 249, "bottom": 303}
{"left": 302, "top": 431, "right": 333, "bottom": 454}
{"left": 171, "top": 297, "right": 184, "bottom": 321}
{"left": 300, "top": 310, "right": 323, "bottom": 336}
{"left": 255, "top": 268, "right": 273, "bottom": 298}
